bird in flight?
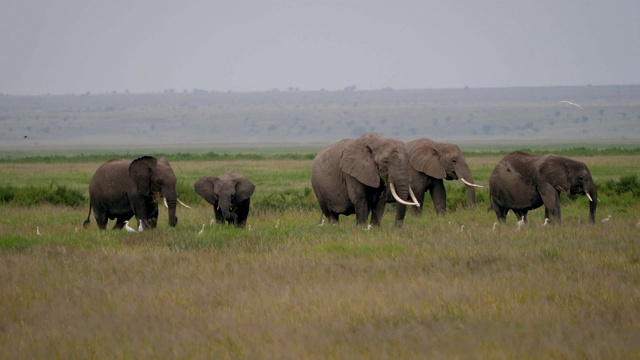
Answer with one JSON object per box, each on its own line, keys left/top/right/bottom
{"left": 559, "top": 100, "right": 584, "bottom": 109}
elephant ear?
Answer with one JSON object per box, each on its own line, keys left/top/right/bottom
{"left": 129, "top": 156, "right": 158, "bottom": 196}
{"left": 409, "top": 140, "right": 446, "bottom": 179}
{"left": 194, "top": 176, "right": 217, "bottom": 205}
{"left": 339, "top": 136, "right": 380, "bottom": 188}
{"left": 234, "top": 176, "right": 255, "bottom": 202}
{"left": 158, "top": 157, "right": 170, "bottom": 166}
{"left": 538, "top": 155, "right": 570, "bottom": 193}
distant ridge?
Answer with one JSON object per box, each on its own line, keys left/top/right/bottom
{"left": 1, "top": 85, "right": 638, "bottom": 149}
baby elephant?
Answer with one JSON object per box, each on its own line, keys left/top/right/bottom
{"left": 194, "top": 172, "right": 255, "bottom": 227}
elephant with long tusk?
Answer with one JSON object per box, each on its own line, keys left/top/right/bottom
{"left": 391, "top": 138, "right": 483, "bottom": 220}
{"left": 311, "top": 132, "right": 420, "bottom": 228}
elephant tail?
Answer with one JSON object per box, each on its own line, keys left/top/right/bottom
{"left": 83, "top": 204, "right": 92, "bottom": 228}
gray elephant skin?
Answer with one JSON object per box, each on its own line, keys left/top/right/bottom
{"left": 489, "top": 151, "right": 597, "bottom": 224}
{"left": 311, "top": 132, "right": 419, "bottom": 228}
{"left": 83, "top": 156, "right": 181, "bottom": 230}
{"left": 194, "top": 172, "right": 255, "bottom": 228}
{"left": 391, "top": 138, "right": 481, "bottom": 218}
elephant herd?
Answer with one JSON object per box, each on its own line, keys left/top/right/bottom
{"left": 83, "top": 132, "right": 598, "bottom": 231}
{"left": 83, "top": 156, "right": 255, "bottom": 230}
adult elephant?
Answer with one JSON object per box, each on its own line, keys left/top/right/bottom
{"left": 194, "top": 172, "right": 255, "bottom": 228}
{"left": 311, "top": 132, "right": 420, "bottom": 228}
{"left": 489, "top": 151, "right": 597, "bottom": 224}
{"left": 392, "top": 138, "right": 482, "bottom": 218}
{"left": 83, "top": 156, "right": 190, "bottom": 230}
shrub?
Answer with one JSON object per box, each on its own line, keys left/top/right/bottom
{"left": 601, "top": 174, "right": 640, "bottom": 198}
{"left": 0, "top": 184, "right": 85, "bottom": 207}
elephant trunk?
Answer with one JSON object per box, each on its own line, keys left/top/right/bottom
{"left": 166, "top": 198, "right": 178, "bottom": 227}
{"left": 586, "top": 184, "right": 597, "bottom": 224}
{"left": 389, "top": 163, "right": 411, "bottom": 203}
{"left": 163, "top": 186, "right": 178, "bottom": 227}
{"left": 389, "top": 161, "right": 419, "bottom": 228}
{"left": 219, "top": 197, "right": 232, "bottom": 222}
{"left": 456, "top": 163, "right": 477, "bottom": 208}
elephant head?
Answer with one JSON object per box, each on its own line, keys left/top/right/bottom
{"left": 407, "top": 139, "right": 481, "bottom": 208}
{"left": 340, "top": 132, "right": 419, "bottom": 209}
{"left": 538, "top": 155, "right": 598, "bottom": 223}
{"left": 194, "top": 172, "right": 255, "bottom": 226}
{"left": 129, "top": 156, "right": 180, "bottom": 227}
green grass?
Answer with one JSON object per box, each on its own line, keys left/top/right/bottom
{"left": 1, "top": 153, "right": 640, "bottom": 358}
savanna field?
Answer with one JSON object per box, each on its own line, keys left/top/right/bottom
{"left": 1, "top": 149, "right": 640, "bottom": 359}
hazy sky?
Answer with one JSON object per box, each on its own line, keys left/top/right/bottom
{"left": 2, "top": 0, "right": 639, "bottom": 95}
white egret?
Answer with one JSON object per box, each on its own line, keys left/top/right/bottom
{"left": 517, "top": 216, "right": 525, "bottom": 230}
{"left": 364, "top": 224, "right": 372, "bottom": 231}
{"left": 601, "top": 215, "right": 612, "bottom": 223}
{"left": 197, "top": 224, "right": 205, "bottom": 235}
{"left": 124, "top": 221, "right": 137, "bottom": 233}
{"left": 209, "top": 218, "right": 215, "bottom": 226}
{"left": 459, "top": 225, "right": 465, "bottom": 233}
{"left": 542, "top": 218, "right": 550, "bottom": 226}
{"left": 137, "top": 220, "right": 144, "bottom": 232}
{"left": 492, "top": 222, "right": 498, "bottom": 231}
{"left": 318, "top": 218, "right": 325, "bottom": 226}
{"left": 36, "top": 227, "right": 42, "bottom": 236}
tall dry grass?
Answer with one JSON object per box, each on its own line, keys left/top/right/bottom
{"left": 1, "top": 156, "right": 639, "bottom": 358}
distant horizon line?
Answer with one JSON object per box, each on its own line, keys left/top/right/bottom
{"left": 2, "top": 83, "right": 639, "bottom": 97}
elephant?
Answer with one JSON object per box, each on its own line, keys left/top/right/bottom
{"left": 489, "top": 151, "right": 597, "bottom": 224}
{"left": 194, "top": 172, "right": 255, "bottom": 228}
{"left": 83, "top": 156, "right": 190, "bottom": 230}
{"left": 391, "top": 138, "right": 482, "bottom": 218}
{"left": 311, "top": 132, "right": 420, "bottom": 228}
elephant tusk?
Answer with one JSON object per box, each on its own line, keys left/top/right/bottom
{"left": 408, "top": 186, "right": 420, "bottom": 207}
{"left": 586, "top": 193, "right": 593, "bottom": 202}
{"left": 460, "top": 177, "right": 483, "bottom": 188}
{"left": 390, "top": 182, "right": 420, "bottom": 207}
{"left": 177, "top": 198, "right": 192, "bottom": 209}
{"left": 163, "top": 197, "right": 192, "bottom": 209}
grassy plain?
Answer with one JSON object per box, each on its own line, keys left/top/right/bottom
{"left": 1, "top": 152, "right": 640, "bottom": 358}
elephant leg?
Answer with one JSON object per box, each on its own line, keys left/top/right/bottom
{"left": 430, "top": 180, "right": 447, "bottom": 216}
{"left": 143, "top": 200, "right": 158, "bottom": 229}
{"left": 347, "top": 186, "right": 370, "bottom": 225}
{"left": 395, "top": 203, "right": 408, "bottom": 227}
{"left": 493, "top": 206, "right": 508, "bottom": 223}
{"left": 411, "top": 189, "right": 426, "bottom": 216}
{"left": 93, "top": 207, "right": 109, "bottom": 230}
{"left": 539, "top": 186, "right": 562, "bottom": 223}
{"left": 514, "top": 210, "right": 528, "bottom": 223}
{"left": 370, "top": 194, "right": 387, "bottom": 227}
{"left": 235, "top": 201, "right": 250, "bottom": 228}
